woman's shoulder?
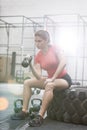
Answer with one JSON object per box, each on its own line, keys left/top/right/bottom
{"left": 50, "top": 44, "right": 61, "bottom": 51}
{"left": 50, "top": 44, "right": 64, "bottom": 56}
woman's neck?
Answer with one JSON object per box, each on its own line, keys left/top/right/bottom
{"left": 41, "top": 45, "right": 50, "bottom": 55}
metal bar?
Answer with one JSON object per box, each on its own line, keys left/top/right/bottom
{"left": 0, "top": 25, "right": 43, "bottom": 28}
{"left": 0, "top": 15, "right": 24, "bottom": 18}
{"left": 44, "top": 15, "right": 56, "bottom": 24}
{"left": 45, "top": 13, "right": 79, "bottom": 17}
{"left": 0, "top": 18, "right": 15, "bottom": 27}
{"left": 23, "top": 16, "right": 42, "bottom": 26}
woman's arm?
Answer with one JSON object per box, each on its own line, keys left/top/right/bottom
{"left": 52, "top": 49, "right": 66, "bottom": 81}
{"left": 30, "top": 62, "right": 42, "bottom": 80}
{"left": 44, "top": 48, "right": 66, "bottom": 84}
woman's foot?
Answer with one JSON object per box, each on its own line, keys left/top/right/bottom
{"left": 11, "top": 111, "right": 29, "bottom": 120}
{"left": 29, "top": 115, "right": 43, "bottom": 127}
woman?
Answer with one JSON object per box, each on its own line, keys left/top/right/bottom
{"left": 12, "top": 30, "right": 72, "bottom": 127}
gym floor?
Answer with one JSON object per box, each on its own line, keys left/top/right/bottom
{"left": 0, "top": 83, "right": 87, "bottom": 130}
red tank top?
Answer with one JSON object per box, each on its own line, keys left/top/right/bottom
{"left": 34, "top": 45, "right": 67, "bottom": 78}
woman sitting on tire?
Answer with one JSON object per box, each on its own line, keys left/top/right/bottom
{"left": 11, "top": 30, "right": 72, "bottom": 127}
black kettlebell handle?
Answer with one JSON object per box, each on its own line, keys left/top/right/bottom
{"left": 31, "top": 98, "right": 42, "bottom": 106}
{"left": 14, "top": 99, "right": 23, "bottom": 107}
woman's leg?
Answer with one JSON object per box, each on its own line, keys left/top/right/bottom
{"left": 22, "top": 77, "right": 46, "bottom": 113}
{"left": 29, "top": 78, "right": 70, "bottom": 126}
{"left": 39, "top": 79, "right": 69, "bottom": 117}
{"left": 11, "top": 77, "right": 46, "bottom": 120}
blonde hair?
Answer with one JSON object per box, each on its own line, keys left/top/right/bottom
{"left": 35, "top": 30, "right": 50, "bottom": 43}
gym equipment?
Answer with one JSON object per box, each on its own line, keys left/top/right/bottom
{"left": 11, "top": 52, "right": 16, "bottom": 78}
{"left": 14, "top": 99, "right": 23, "bottom": 113}
{"left": 21, "top": 55, "right": 32, "bottom": 68}
{"left": 32, "top": 88, "right": 41, "bottom": 95}
{"left": 29, "top": 98, "right": 42, "bottom": 119}
{"left": 1, "top": 85, "right": 87, "bottom": 130}
{"left": 47, "top": 85, "right": 87, "bottom": 125}
{"left": 16, "top": 70, "right": 24, "bottom": 83}
{"left": 47, "top": 89, "right": 66, "bottom": 121}
{"left": 13, "top": 97, "right": 42, "bottom": 118}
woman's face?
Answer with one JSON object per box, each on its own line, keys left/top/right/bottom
{"left": 35, "top": 36, "right": 48, "bottom": 49}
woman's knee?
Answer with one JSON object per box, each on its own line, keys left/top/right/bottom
{"left": 23, "top": 79, "right": 33, "bottom": 90}
{"left": 45, "top": 82, "right": 54, "bottom": 92}
{"left": 24, "top": 79, "right": 29, "bottom": 86}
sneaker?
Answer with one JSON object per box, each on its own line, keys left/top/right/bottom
{"left": 29, "top": 115, "right": 43, "bottom": 127}
{"left": 11, "top": 111, "right": 29, "bottom": 120}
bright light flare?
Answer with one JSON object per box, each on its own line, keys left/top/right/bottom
{"left": 55, "top": 28, "right": 78, "bottom": 55}
{"left": 0, "top": 97, "right": 9, "bottom": 111}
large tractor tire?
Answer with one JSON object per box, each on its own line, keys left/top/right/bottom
{"left": 47, "top": 89, "right": 66, "bottom": 121}
{"left": 47, "top": 85, "right": 87, "bottom": 125}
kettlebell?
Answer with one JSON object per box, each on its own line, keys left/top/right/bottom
{"left": 14, "top": 99, "right": 23, "bottom": 113}
{"left": 21, "top": 58, "right": 29, "bottom": 68}
{"left": 21, "top": 56, "right": 32, "bottom": 68}
{"left": 29, "top": 98, "right": 42, "bottom": 115}
{"left": 31, "top": 98, "right": 42, "bottom": 111}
